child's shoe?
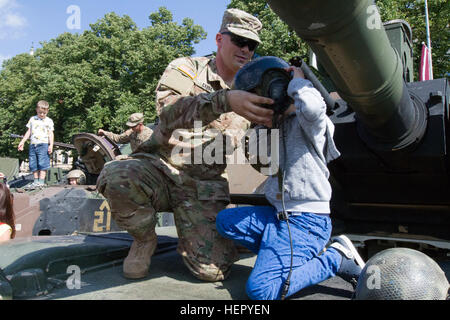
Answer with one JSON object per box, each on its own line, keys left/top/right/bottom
{"left": 330, "top": 235, "right": 365, "bottom": 287}
{"left": 24, "top": 182, "right": 37, "bottom": 189}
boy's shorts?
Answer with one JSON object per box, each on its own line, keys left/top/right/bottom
{"left": 29, "top": 143, "right": 50, "bottom": 172}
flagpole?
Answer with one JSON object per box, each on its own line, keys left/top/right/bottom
{"left": 424, "top": 0, "right": 433, "bottom": 79}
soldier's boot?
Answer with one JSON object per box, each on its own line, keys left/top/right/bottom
{"left": 181, "top": 256, "right": 232, "bottom": 282}
{"left": 123, "top": 229, "right": 158, "bottom": 279}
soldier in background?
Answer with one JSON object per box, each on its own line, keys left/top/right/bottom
{"left": 97, "top": 9, "right": 274, "bottom": 281}
{"left": 97, "top": 113, "right": 153, "bottom": 153}
{"left": 66, "top": 169, "right": 86, "bottom": 185}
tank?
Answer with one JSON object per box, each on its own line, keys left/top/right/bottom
{"left": 5, "top": 129, "right": 175, "bottom": 239}
{"left": 266, "top": 0, "right": 449, "bottom": 241}
{"left": 1, "top": 1, "right": 448, "bottom": 300}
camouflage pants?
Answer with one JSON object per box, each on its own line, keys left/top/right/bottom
{"left": 96, "top": 157, "right": 238, "bottom": 281}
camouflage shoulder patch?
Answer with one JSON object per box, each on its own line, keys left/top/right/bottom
{"left": 159, "top": 68, "right": 195, "bottom": 95}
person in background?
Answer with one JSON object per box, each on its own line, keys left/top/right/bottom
{"left": 0, "top": 172, "right": 6, "bottom": 184}
{"left": 18, "top": 100, "right": 54, "bottom": 188}
{"left": 66, "top": 169, "right": 86, "bottom": 185}
{"left": 97, "top": 113, "right": 153, "bottom": 153}
{"left": 0, "top": 183, "right": 16, "bottom": 242}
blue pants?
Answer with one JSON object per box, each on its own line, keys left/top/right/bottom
{"left": 29, "top": 143, "right": 50, "bottom": 172}
{"left": 216, "top": 206, "right": 342, "bottom": 300}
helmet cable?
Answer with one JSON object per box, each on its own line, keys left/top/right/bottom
{"left": 276, "top": 115, "right": 294, "bottom": 301}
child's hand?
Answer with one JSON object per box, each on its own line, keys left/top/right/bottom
{"left": 48, "top": 145, "right": 53, "bottom": 154}
{"left": 284, "top": 104, "right": 296, "bottom": 115}
{"left": 286, "top": 66, "right": 305, "bottom": 79}
{"left": 18, "top": 142, "right": 24, "bottom": 151}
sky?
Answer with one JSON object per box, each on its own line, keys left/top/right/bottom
{"left": 0, "top": 0, "right": 230, "bottom": 67}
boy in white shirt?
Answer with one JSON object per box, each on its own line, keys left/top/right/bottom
{"left": 18, "top": 100, "right": 54, "bottom": 187}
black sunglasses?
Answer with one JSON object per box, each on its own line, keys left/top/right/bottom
{"left": 221, "top": 32, "right": 259, "bottom": 51}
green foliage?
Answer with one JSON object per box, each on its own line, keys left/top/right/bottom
{"left": 229, "top": 0, "right": 448, "bottom": 80}
{"left": 0, "top": 7, "right": 206, "bottom": 160}
{"left": 376, "top": 0, "right": 449, "bottom": 80}
{"left": 1, "top": 1, "right": 447, "bottom": 161}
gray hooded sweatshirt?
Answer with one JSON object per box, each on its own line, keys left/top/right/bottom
{"left": 264, "top": 77, "right": 341, "bottom": 214}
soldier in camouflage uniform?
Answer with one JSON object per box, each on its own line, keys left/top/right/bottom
{"left": 97, "top": 9, "right": 274, "bottom": 281}
{"left": 67, "top": 169, "right": 86, "bottom": 185}
{"left": 97, "top": 113, "right": 153, "bottom": 153}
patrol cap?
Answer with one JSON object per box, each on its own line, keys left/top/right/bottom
{"left": 126, "top": 113, "right": 144, "bottom": 127}
{"left": 220, "top": 8, "right": 262, "bottom": 43}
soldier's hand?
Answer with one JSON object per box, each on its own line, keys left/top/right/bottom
{"left": 97, "top": 129, "right": 105, "bottom": 136}
{"left": 227, "top": 90, "right": 274, "bottom": 128}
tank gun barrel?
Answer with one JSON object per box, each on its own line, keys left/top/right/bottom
{"left": 268, "top": 0, "right": 427, "bottom": 151}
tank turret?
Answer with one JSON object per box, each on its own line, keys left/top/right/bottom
{"left": 268, "top": 0, "right": 450, "bottom": 240}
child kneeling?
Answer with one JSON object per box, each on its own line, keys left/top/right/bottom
{"left": 216, "top": 66, "right": 365, "bottom": 300}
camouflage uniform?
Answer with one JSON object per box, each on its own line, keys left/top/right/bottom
{"left": 97, "top": 8, "right": 261, "bottom": 281}
{"left": 97, "top": 57, "right": 250, "bottom": 281}
{"left": 102, "top": 126, "right": 153, "bottom": 153}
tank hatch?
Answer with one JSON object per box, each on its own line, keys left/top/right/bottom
{"left": 72, "top": 133, "right": 121, "bottom": 175}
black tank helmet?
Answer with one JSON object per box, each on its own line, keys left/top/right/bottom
{"left": 233, "top": 56, "right": 293, "bottom": 114}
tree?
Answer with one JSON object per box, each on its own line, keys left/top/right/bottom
{"left": 228, "top": 0, "right": 308, "bottom": 62}
{"left": 0, "top": 8, "right": 206, "bottom": 160}
{"left": 376, "top": 0, "right": 449, "bottom": 80}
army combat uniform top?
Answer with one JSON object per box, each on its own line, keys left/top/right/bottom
{"left": 136, "top": 56, "right": 250, "bottom": 182}
{"left": 102, "top": 126, "right": 153, "bottom": 153}
{"left": 97, "top": 56, "right": 250, "bottom": 281}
